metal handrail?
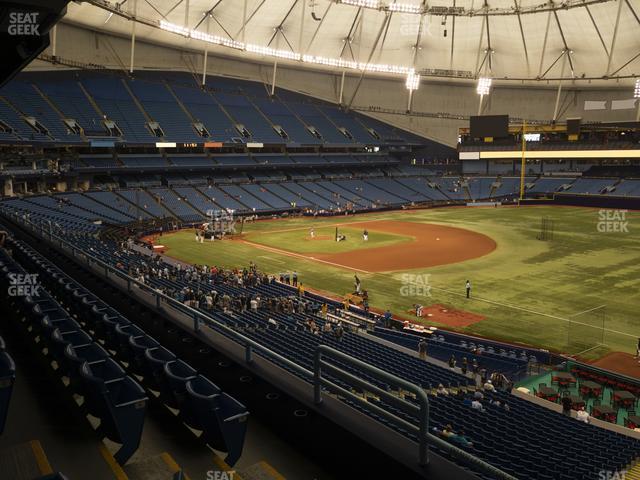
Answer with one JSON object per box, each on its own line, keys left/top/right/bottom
{"left": 314, "top": 345, "right": 430, "bottom": 465}
{"left": 314, "top": 347, "right": 518, "bottom": 479}
{"left": 4, "top": 211, "right": 312, "bottom": 381}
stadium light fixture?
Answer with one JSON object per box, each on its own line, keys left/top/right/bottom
{"left": 476, "top": 77, "right": 492, "bottom": 96}
{"left": 160, "top": 20, "right": 414, "bottom": 76}
{"left": 246, "top": 44, "right": 301, "bottom": 61}
{"left": 340, "top": 0, "right": 380, "bottom": 8}
{"left": 635, "top": 79, "right": 640, "bottom": 121}
{"left": 388, "top": 2, "right": 424, "bottom": 14}
{"left": 406, "top": 71, "right": 420, "bottom": 91}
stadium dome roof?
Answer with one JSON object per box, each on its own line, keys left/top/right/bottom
{"left": 63, "top": 0, "right": 639, "bottom": 86}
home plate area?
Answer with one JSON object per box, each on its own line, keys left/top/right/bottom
{"left": 409, "top": 303, "right": 486, "bottom": 328}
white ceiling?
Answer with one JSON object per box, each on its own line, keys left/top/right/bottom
{"left": 62, "top": 0, "right": 640, "bottom": 84}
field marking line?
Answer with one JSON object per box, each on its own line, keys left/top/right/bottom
{"left": 238, "top": 239, "right": 372, "bottom": 274}
{"left": 568, "top": 305, "right": 607, "bottom": 318}
{"left": 257, "top": 255, "right": 286, "bottom": 264}
{"left": 415, "top": 282, "right": 636, "bottom": 339}
{"left": 573, "top": 344, "right": 604, "bottom": 357}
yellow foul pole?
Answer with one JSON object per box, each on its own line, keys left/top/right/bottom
{"left": 519, "top": 120, "right": 526, "bottom": 201}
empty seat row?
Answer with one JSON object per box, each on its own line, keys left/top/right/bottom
{"left": 0, "top": 335, "right": 15, "bottom": 436}
{"left": 8, "top": 238, "right": 249, "bottom": 466}
{"left": 0, "top": 247, "right": 147, "bottom": 465}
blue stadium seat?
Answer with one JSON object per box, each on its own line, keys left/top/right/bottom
{"left": 0, "top": 350, "right": 16, "bottom": 435}
{"left": 141, "top": 346, "right": 177, "bottom": 390}
{"left": 79, "top": 359, "right": 147, "bottom": 464}
{"left": 161, "top": 359, "right": 197, "bottom": 411}
{"left": 63, "top": 342, "right": 110, "bottom": 390}
{"left": 186, "top": 375, "right": 249, "bottom": 466}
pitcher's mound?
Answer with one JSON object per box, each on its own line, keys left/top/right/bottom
{"left": 316, "top": 220, "right": 496, "bottom": 272}
{"left": 305, "top": 235, "right": 332, "bottom": 241}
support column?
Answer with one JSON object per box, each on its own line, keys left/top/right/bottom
{"left": 605, "top": 0, "right": 625, "bottom": 75}
{"left": 552, "top": 52, "right": 567, "bottom": 122}
{"left": 241, "top": 0, "right": 248, "bottom": 44}
{"left": 298, "top": 0, "right": 305, "bottom": 51}
{"left": 3, "top": 178, "right": 13, "bottom": 197}
{"left": 129, "top": 0, "right": 137, "bottom": 74}
{"left": 51, "top": 25, "right": 57, "bottom": 57}
{"left": 270, "top": 58, "right": 278, "bottom": 96}
{"left": 202, "top": 48, "right": 208, "bottom": 86}
{"left": 202, "top": 16, "right": 209, "bottom": 86}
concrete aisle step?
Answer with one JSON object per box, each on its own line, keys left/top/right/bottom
{"left": 626, "top": 461, "right": 640, "bottom": 480}
{"left": 0, "top": 440, "right": 54, "bottom": 480}
{"left": 237, "top": 460, "right": 286, "bottom": 480}
{"left": 124, "top": 452, "right": 189, "bottom": 480}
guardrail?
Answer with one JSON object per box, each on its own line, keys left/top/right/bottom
{"left": 2, "top": 210, "right": 311, "bottom": 382}
{"left": 314, "top": 345, "right": 431, "bottom": 465}
{"left": 2, "top": 210, "right": 517, "bottom": 480}
{"left": 314, "top": 346, "right": 518, "bottom": 480}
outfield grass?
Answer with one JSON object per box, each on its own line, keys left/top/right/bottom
{"left": 157, "top": 206, "right": 640, "bottom": 360}
{"left": 244, "top": 224, "right": 413, "bottom": 254}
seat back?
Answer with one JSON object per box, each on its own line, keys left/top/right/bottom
{"left": 0, "top": 351, "right": 16, "bottom": 435}
{"left": 114, "top": 323, "right": 146, "bottom": 361}
{"left": 127, "top": 334, "right": 159, "bottom": 374}
{"left": 214, "top": 393, "right": 249, "bottom": 466}
{"left": 63, "top": 342, "right": 110, "bottom": 389}
{"left": 162, "top": 359, "right": 197, "bottom": 410}
{"left": 50, "top": 329, "right": 92, "bottom": 365}
{"left": 141, "top": 346, "right": 176, "bottom": 388}
{"left": 185, "top": 375, "right": 224, "bottom": 446}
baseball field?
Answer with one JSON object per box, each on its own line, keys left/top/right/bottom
{"left": 152, "top": 205, "right": 640, "bottom": 362}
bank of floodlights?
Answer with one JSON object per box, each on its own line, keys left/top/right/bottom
{"left": 476, "top": 77, "right": 492, "bottom": 95}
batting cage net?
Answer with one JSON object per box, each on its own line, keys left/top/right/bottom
{"left": 537, "top": 216, "right": 554, "bottom": 241}
{"left": 566, "top": 305, "right": 606, "bottom": 356}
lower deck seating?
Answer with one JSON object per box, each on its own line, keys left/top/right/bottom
{"left": 372, "top": 327, "right": 529, "bottom": 379}
{"left": 218, "top": 184, "right": 272, "bottom": 212}
{"left": 2, "top": 172, "right": 637, "bottom": 227}
{"left": 241, "top": 184, "right": 291, "bottom": 210}
{"left": 148, "top": 187, "right": 202, "bottom": 222}
{"left": 64, "top": 232, "right": 640, "bottom": 480}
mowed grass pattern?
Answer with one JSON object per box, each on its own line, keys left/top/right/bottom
{"left": 158, "top": 206, "right": 640, "bottom": 359}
